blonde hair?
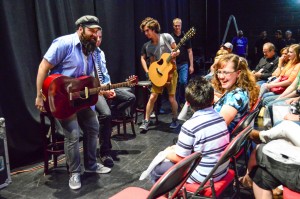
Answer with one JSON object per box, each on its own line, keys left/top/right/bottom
{"left": 288, "top": 44, "right": 300, "bottom": 66}
{"left": 212, "top": 54, "right": 259, "bottom": 108}
{"left": 173, "top": 18, "right": 182, "bottom": 25}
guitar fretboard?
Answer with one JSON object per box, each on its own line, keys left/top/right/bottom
{"left": 71, "top": 82, "right": 131, "bottom": 100}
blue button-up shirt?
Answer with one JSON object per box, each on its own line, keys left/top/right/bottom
{"left": 44, "top": 32, "right": 95, "bottom": 77}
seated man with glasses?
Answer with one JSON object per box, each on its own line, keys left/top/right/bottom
{"left": 252, "top": 42, "right": 279, "bottom": 86}
{"left": 212, "top": 54, "right": 259, "bottom": 133}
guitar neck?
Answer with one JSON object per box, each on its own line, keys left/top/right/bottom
{"left": 90, "top": 82, "right": 130, "bottom": 95}
{"left": 72, "top": 81, "right": 130, "bottom": 99}
{"left": 166, "top": 29, "right": 194, "bottom": 63}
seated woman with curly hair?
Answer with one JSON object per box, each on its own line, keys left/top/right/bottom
{"left": 212, "top": 54, "right": 259, "bottom": 133}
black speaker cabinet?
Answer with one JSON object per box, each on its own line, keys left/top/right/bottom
{"left": 0, "top": 118, "right": 11, "bottom": 189}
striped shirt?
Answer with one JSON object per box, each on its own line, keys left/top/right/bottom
{"left": 94, "top": 47, "right": 111, "bottom": 84}
{"left": 176, "top": 107, "right": 230, "bottom": 183}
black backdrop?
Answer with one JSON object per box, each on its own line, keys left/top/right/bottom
{"left": 0, "top": 0, "right": 194, "bottom": 168}
{"left": 2, "top": 0, "right": 300, "bottom": 168}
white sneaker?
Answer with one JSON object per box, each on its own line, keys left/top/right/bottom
{"left": 69, "top": 173, "right": 81, "bottom": 190}
{"left": 85, "top": 163, "right": 111, "bottom": 174}
{"left": 150, "top": 112, "right": 156, "bottom": 118}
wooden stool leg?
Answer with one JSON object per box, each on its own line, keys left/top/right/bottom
{"left": 117, "top": 123, "right": 120, "bottom": 135}
{"left": 134, "top": 86, "right": 139, "bottom": 124}
{"left": 49, "top": 115, "right": 57, "bottom": 168}
{"left": 40, "top": 113, "right": 49, "bottom": 175}
{"left": 123, "top": 118, "right": 127, "bottom": 134}
{"left": 130, "top": 121, "right": 136, "bottom": 135}
{"left": 142, "top": 86, "right": 148, "bottom": 120}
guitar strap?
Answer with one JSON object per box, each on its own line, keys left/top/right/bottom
{"left": 161, "top": 33, "right": 173, "bottom": 53}
{"left": 91, "top": 53, "right": 101, "bottom": 87}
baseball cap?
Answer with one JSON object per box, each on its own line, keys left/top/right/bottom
{"left": 75, "top": 15, "right": 101, "bottom": 29}
{"left": 222, "top": 42, "right": 233, "bottom": 50}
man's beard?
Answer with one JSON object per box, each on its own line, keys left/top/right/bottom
{"left": 80, "top": 32, "right": 97, "bottom": 55}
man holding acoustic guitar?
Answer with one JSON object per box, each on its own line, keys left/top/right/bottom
{"left": 35, "top": 15, "right": 111, "bottom": 190}
{"left": 139, "top": 17, "right": 180, "bottom": 131}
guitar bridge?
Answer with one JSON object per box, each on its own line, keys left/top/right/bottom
{"left": 84, "top": 87, "right": 89, "bottom": 99}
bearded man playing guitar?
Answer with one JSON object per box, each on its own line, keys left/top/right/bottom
{"left": 35, "top": 15, "right": 111, "bottom": 190}
{"left": 139, "top": 17, "right": 180, "bottom": 131}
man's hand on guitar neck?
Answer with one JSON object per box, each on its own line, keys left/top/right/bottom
{"left": 171, "top": 50, "right": 180, "bottom": 58}
{"left": 99, "top": 90, "right": 116, "bottom": 99}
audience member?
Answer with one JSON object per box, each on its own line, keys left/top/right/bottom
{"left": 259, "top": 44, "right": 300, "bottom": 103}
{"left": 220, "top": 42, "right": 233, "bottom": 53}
{"left": 263, "top": 70, "right": 300, "bottom": 125}
{"left": 212, "top": 54, "right": 259, "bottom": 132}
{"left": 254, "top": 31, "right": 270, "bottom": 65}
{"left": 252, "top": 42, "right": 278, "bottom": 85}
{"left": 232, "top": 30, "right": 248, "bottom": 58}
{"left": 285, "top": 30, "right": 297, "bottom": 46}
{"left": 243, "top": 121, "right": 300, "bottom": 199}
{"left": 205, "top": 49, "right": 229, "bottom": 81}
{"left": 150, "top": 76, "right": 230, "bottom": 184}
{"left": 271, "top": 47, "right": 289, "bottom": 78}
{"left": 272, "top": 30, "right": 286, "bottom": 54}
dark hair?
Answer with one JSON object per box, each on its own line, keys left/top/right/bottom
{"left": 185, "top": 76, "right": 214, "bottom": 111}
{"left": 140, "top": 17, "right": 161, "bottom": 33}
{"left": 275, "top": 30, "right": 282, "bottom": 35}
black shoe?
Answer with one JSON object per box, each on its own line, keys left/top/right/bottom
{"left": 100, "top": 155, "right": 114, "bottom": 167}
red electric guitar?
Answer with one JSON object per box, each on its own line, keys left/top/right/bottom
{"left": 41, "top": 74, "right": 138, "bottom": 119}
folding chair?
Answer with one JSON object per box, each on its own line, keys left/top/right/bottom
{"left": 231, "top": 107, "right": 260, "bottom": 137}
{"left": 184, "top": 126, "right": 253, "bottom": 199}
{"left": 109, "top": 152, "right": 202, "bottom": 199}
{"left": 283, "top": 186, "right": 300, "bottom": 199}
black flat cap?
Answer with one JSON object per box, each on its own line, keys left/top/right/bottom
{"left": 75, "top": 15, "right": 101, "bottom": 29}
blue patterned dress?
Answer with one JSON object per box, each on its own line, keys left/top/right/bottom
{"left": 214, "top": 88, "right": 249, "bottom": 132}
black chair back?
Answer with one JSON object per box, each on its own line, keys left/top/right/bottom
{"left": 231, "top": 108, "right": 259, "bottom": 137}
{"left": 147, "top": 152, "right": 202, "bottom": 199}
{"left": 193, "top": 126, "right": 253, "bottom": 196}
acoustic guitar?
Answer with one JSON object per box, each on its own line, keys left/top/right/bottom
{"left": 41, "top": 74, "right": 138, "bottom": 119}
{"left": 148, "top": 27, "right": 196, "bottom": 87}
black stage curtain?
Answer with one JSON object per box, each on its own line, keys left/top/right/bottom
{"left": 0, "top": 0, "right": 193, "bottom": 168}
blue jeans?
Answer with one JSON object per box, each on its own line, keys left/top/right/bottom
{"left": 59, "top": 108, "right": 99, "bottom": 173}
{"left": 176, "top": 63, "right": 189, "bottom": 104}
{"left": 262, "top": 92, "right": 277, "bottom": 105}
{"left": 256, "top": 80, "right": 266, "bottom": 86}
{"left": 95, "top": 88, "right": 135, "bottom": 156}
{"left": 265, "top": 97, "right": 287, "bottom": 125}
{"left": 96, "top": 95, "right": 112, "bottom": 156}
{"left": 150, "top": 161, "right": 175, "bottom": 183}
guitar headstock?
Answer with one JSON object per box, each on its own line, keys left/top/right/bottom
{"left": 126, "top": 75, "right": 138, "bottom": 87}
{"left": 185, "top": 27, "right": 196, "bottom": 40}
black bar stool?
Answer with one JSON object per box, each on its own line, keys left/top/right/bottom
{"left": 134, "top": 81, "right": 158, "bottom": 124}
{"left": 40, "top": 112, "right": 65, "bottom": 174}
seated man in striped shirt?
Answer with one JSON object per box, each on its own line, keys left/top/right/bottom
{"left": 150, "top": 76, "right": 230, "bottom": 183}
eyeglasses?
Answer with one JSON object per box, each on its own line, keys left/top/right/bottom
{"left": 216, "top": 70, "right": 236, "bottom": 76}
